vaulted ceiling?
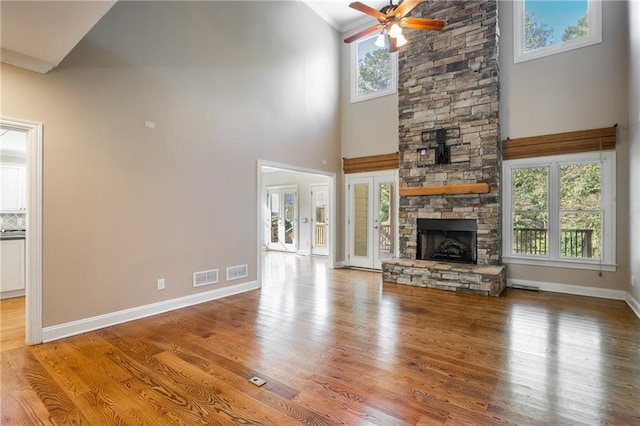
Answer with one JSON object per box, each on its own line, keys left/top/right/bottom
{"left": 0, "top": 0, "right": 388, "bottom": 74}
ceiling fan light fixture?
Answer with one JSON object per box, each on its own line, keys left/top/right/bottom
{"left": 389, "top": 22, "right": 402, "bottom": 38}
{"left": 375, "top": 32, "right": 386, "bottom": 47}
{"left": 395, "top": 33, "right": 408, "bottom": 47}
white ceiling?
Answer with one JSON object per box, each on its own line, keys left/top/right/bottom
{"left": 0, "top": 0, "right": 386, "bottom": 74}
{"left": 304, "top": 0, "right": 391, "bottom": 33}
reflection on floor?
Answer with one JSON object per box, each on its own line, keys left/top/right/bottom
{"left": 1, "top": 252, "right": 638, "bottom": 424}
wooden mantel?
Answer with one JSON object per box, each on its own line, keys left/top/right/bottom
{"left": 399, "top": 183, "right": 490, "bottom": 196}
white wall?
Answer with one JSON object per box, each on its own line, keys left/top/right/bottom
{"left": 628, "top": 0, "right": 640, "bottom": 302}
{"left": 0, "top": 1, "right": 341, "bottom": 327}
{"left": 498, "top": 0, "right": 630, "bottom": 291}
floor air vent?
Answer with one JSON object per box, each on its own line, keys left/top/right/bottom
{"left": 193, "top": 269, "right": 218, "bottom": 287}
{"left": 227, "top": 264, "right": 248, "bottom": 281}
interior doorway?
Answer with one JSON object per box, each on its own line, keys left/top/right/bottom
{"left": 257, "top": 161, "right": 336, "bottom": 281}
{"left": 0, "top": 117, "right": 43, "bottom": 345}
{"left": 346, "top": 170, "right": 398, "bottom": 270}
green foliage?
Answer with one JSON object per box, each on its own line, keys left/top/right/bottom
{"left": 525, "top": 10, "right": 554, "bottom": 50}
{"left": 379, "top": 183, "right": 390, "bottom": 224}
{"left": 562, "top": 13, "right": 589, "bottom": 41}
{"left": 560, "top": 163, "right": 601, "bottom": 257}
{"left": 512, "top": 163, "right": 602, "bottom": 258}
{"left": 358, "top": 49, "right": 391, "bottom": 95}
{"left": 513, "top": 167, "right": 548, "bottom": 229}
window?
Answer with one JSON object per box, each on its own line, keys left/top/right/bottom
{"left": 513, "top": 0, "right": 602, "bottom": 63}
{"left": 503, "top": 151, "right": 616, "bottom": 271}
{"left": 350, "top": 33, "right": 397, "bottom": 103}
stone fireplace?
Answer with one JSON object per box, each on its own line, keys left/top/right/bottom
{"left": 382, "top": 0, "right": 506, "bottom": 295}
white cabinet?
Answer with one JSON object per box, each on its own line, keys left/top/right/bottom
{"left": 0, "top": 239, "right": 25, "bottom": 293}
{"left": 1, "top": 164, "right": 26, "bottom": 212}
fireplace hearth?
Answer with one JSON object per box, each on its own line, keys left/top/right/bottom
{"left": 417, "top": 219, "right": 477, "bottom": 264}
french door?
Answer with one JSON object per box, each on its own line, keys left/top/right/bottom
{"left": 311, "top": 184, "right": 330, "bottom": 256}
{"left": 347, "top": 171, "right": 398, "bottom": 269}
{"left": 267, "top": 185, "right": 297, "bottom": 252}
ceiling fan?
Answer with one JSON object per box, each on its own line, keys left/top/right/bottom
{"left": 343, "top": 0, "right": 444, "bottom": 52}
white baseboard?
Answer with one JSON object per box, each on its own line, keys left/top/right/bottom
{"left": 297, "top": 249, "right": 310, "bottom": 256}
{"left": 625, "top": 292, "right": 640, "bottom": 320}
{"left": 507, "top": 278, "right": 626, "bottom": 300}
{"left": 42, "top": 280, "right": 260, "bottom": 343}
{"left": 334, "top": 261, "right": 346, "bottom": 268}
{"left": 0, "top": 289, "right": 25, "bottom": 300}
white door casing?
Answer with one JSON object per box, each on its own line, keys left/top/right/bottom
{"left": 1, "top": 117, "right": 43, "bottom": 345}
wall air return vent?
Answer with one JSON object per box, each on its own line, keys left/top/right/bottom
{"left": 227, "top": 264, "right": 248, "bottom": 281}
{"left": 193, "top": 269, "right": 218, "bottom": 287}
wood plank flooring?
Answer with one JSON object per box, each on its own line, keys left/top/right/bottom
{"left": 0, "top": 296, "right": 25, "bottom": 352}
{"left": 1, "top": 252, "right": 639, "bottom": 424}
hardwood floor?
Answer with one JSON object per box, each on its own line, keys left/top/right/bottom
{"left": 1, "top": 252, "right": 639, "bottom": 424}
{"left": 0, "top": 296, "right": 25, "bottom": 352}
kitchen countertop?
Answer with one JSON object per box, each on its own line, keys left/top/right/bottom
{"left": 0, "top": 231, "right": 26, "bottom": 240}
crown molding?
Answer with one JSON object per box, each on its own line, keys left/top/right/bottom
{"left": 0, "top": 48, "right": 55, "bottom": 74}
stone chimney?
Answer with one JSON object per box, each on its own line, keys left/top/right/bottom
{"left": 382, "top": 0, "right": 505, "bottom": 295}
{"left": 397, "top": 0, "right": 501, "bottom": 266}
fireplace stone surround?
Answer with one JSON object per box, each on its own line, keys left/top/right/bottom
{"left": 381, "top": 0, "right": 506, "bottom": 295}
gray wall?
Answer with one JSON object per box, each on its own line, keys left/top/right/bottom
{"left": 499, "top": 0, "right": 630, "bottom": 291}
{"left": 340, "top": 24, "right": 399, "bottom": 159}
{"left": 628, "top": 0, "right": 640, "bottom": 302}
{"left": 0, "top": 1, "right": 341, "bottom": 327}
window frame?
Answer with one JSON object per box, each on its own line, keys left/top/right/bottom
{"left": 502, "top": 151, "right": 616, "bottom": 271}
{"left": 350, "top": 32, "right": 398, "bottom": 103}
{"left": 513, "top": 0, "right": 602, "bottom": 64}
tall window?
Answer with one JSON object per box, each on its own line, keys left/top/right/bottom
{"left": 351, "top": 33, "right": 397, "bottom": 103}
{"left": 503, "top": 152, "right": 616, "bottom": 271}
{"left": 513, "top": 0, "right": 602, "bottom": 63}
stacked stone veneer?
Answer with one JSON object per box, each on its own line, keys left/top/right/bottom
{"left": 382, "top": 0, "right": 506, "bottom": 295}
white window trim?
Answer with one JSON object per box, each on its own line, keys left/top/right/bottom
{"left": 350, "top": 33, "right": 397, "bottom": 103}
{"left": 513, "top": 0, "right": 602, "bottom": 64}
{"left": 502, "top": 151, "right": 616, "bottom": 271}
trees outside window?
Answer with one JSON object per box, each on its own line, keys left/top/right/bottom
{"left": 350, "top": 33, "right": 397, "bottom": 102}
{"left": 503, "top": 152, "right": 616, "bottom": 271}
{"left": 514, "top": 0, "right": 602, "bottom": 63}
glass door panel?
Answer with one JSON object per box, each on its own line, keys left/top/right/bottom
{"left": 375, "top": 181, "right": 395, "bottom": 266}
{"left": 311, "top": 185, "right": 329, "bottom": 256}
{"left": 353, "top": 183, "right": 369, "bottom": 258}
{"left": 284, "top": 189, "right": 295, "bottom": 246}
{"left": 269, "top": 192, "right": 279, "bottom": 245}
{"left": 266, "top": 186, "right": 297, "bottom": 252}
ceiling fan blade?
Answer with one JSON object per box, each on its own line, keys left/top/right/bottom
{"left": 400, "top": 17, "right": 445, "bottom": 31}
{"left": 349, "top": 2, "right": 387, "bottom": 21}
{"left": 393, "top": 0, "right": 422, "bottom": 18}
{"left": 344, "top": 24, "right": 383, "bottom": 44}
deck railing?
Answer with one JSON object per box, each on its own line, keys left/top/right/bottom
{"left": 379, "top": 224, "right": 392, "bottom": 252}
{"left": 513, "top": 228, "right": 594, "bottom": 258}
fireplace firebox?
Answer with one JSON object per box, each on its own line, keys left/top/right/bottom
{"left": 417, "top": 219, "right": 477, "bottom": 264}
